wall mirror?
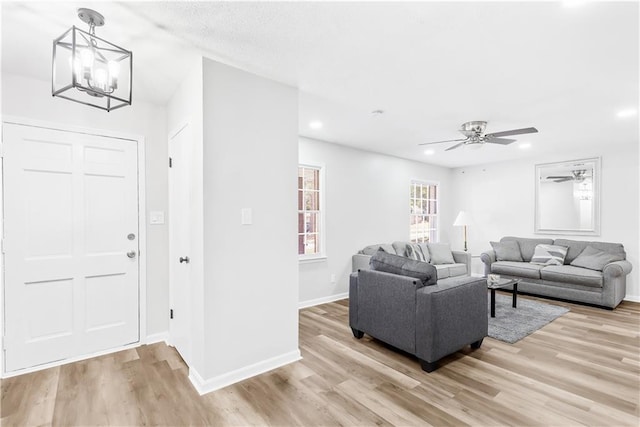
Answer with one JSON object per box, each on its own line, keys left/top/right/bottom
{"left": 535, "top": 157, "right": 600, "bottom": 235}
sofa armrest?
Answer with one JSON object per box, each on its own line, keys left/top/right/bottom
{"left": 352, "top": 254, "right": 372, "bottom": 272}
{"left": 452, "top": 250, "right": 471, "bottom": 275}
{"left": 480, "top": 250, "right": 496, "bottom": 277}
{"left": 603, "top": 260, "right": 633, "bottom": 279}
{"left": 415, "top": 277, "right": 488, "bottom": 363}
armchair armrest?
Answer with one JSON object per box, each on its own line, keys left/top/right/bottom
{"left": 415, "top": 277, "right": 487, "bottom": 363}
{"left": 352, "top": 254, "right": 372, "bottom": 272}
{"left": 452, "top": 250, "right": 471, "bottom": 275}
{"left": 603, "top": 260, "right": 633, "bottom": 279}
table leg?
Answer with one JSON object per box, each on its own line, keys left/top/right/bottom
{"left": 491, "top": 288, "right": 496, "bottom": 317}
{"left": 512, "top": 282, "right": 518, "bottom": 308}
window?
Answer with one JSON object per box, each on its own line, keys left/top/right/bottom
{"left": 298, "top": 165, "right": 323, "bottom": 257}
{"left": 410, "top": 181, "right": 438, "bottom": 243}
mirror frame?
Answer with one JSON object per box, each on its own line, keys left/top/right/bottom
{"left": 534, "top": 157, "right": 601, "bottom": 236}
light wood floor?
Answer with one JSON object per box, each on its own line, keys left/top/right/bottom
{"left": 2, "top": 293, "right": 639, "bottom": 426}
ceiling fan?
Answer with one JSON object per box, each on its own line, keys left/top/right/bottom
{"left": 545, "top": 169, "right": 590, "bottom": 183}
{"left": 419, "top": 121, "right": 538, "bottom": 151}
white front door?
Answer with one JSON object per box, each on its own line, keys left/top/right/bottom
{"left": 169, "top": 124, "right": 192, "bottom": 366}
{"left": 3, "top": 123, "right": 140, "bottom": 373}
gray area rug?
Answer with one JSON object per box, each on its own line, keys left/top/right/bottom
{"left": 488, "top": 293, "right": 569, "bottom": 343}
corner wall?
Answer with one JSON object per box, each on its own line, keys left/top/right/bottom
{"left": 198, "top": 58, "right": 300, "bottom": 388}
{"left": 451, "top": 146, "right": 639, "bottom": 301}
{"left": 298, "top": 137, "right": 454, "bottom": 306}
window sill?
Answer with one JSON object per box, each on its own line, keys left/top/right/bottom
{"left": 299, "top": 255, "right": 327, "bottom": 264}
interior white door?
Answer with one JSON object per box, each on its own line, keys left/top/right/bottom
{"left": 3, "top": 123, "right": 140, "bottom": 373}
{"left": 169, "top": 124, "right": 192, "bottom": 365}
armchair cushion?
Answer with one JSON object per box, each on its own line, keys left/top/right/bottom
{"left": 427, "top": 243, "right": 455, "bottom": 265}
{"left": 570, "top": 245, "right": 625, "bottom": 271}
{"left": 370, "top": 250, "right": 437, "bottom": 286}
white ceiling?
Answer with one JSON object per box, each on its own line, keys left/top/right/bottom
{"left": 2, "top": 1, "right": 638, "bottom": 167}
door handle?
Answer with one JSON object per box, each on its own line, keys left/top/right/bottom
{"left": 179, "top": 256, "right": 190, "bottom": 264}
{"left": 127, "top": 250, "right": 137, "bottom": 259}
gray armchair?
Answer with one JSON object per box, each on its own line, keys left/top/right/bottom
{"left": 349, "top": 269, "right": 487, "bottom": 372}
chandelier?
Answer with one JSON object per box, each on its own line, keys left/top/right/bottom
{"left": 52, "top": 8, "right": 132, "bottom": 112}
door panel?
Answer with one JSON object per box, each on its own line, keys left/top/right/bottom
{"left": 3, "top": 123, "right": 140, "bottom": 373}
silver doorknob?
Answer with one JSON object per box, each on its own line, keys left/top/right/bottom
{"left": 127, "top": 251, "right": 137, "bottom": 259}
{"left": 179, "top": 256, "right": 190, "bottom": 264}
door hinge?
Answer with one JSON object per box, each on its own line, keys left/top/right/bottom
{"left": 170, "top": 309, "right": 174, "bottom": 319}
{"left": 169, "top": 157, "right": 173, "bottom": 168}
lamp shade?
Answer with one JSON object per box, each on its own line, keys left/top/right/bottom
{"left": 453, "top": 211, "right": 473, "bottom": 226}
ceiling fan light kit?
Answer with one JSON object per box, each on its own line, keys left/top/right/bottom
{"left": 52, "top": 8, "right": 133, "bottom": 112}
{"left": 419, "top": 121, "right": 538, "bottom": 151}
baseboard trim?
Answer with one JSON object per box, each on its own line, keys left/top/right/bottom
{"left": 145, "top": 331, "right": 169, "bottom": 345}
{"left": 624, "top": 294, "right": 640, "bottom": 303}
{"left": 188, "top": 349, "right": 302, "bottom": 395}
{"left": 299, "top": 292, "right": 348, "bottom": 309}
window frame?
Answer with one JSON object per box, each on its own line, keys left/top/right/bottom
{"left": 298, "top": 163, "right": 326, "bottom": 262}
{"left": 409, "top": 179, "right": 440, "bottom": 244}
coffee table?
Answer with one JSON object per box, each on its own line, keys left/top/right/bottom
{"left": 487, "top": 277, "right": 519, "bottom": 318}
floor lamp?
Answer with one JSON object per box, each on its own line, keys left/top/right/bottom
{"left": 453, "top": 211, "right": 473, "bottom": 252}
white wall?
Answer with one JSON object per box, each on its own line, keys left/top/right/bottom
{"left": 451, "top": 146, "right": 639, "bottom": 301}
{"left": 199, "top": 58, "right": 299, "bottom": 386}
{"left": 298, "top": 137, "right": 454, "bottom": 305}
{"left": 1, "top": 73, "right": 170, "bottom": 335}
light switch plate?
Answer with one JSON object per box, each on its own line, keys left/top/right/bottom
{"left": 150, "top": 211, "right": 165, "bottom": 225}
{"left": 241, "top": 208, "right": 252, "bottom": 225}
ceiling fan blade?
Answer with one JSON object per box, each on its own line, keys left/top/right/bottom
{"left": 445, "top": 141, "right": 466, "bottom": 151}
{"left": 486, "top": 137, "right": 516, "bottom": 145}
{"left": 486, "top": 127, "right": 538, "bottom": 138}
{"left": 546, "top": 175, "right": 572, "bottom": 179}
{"left": 418, "top": 138, "right": 468, "bottom": 146}
{"left": 553, "top": 178, "right": 573, "bottom": 183}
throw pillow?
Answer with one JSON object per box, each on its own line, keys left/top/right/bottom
{"left": 360, "top": 244, "right": 395, "bottom": 256}
{"left": 490, "top": 241, "right": 523, "bottom": 262}
{"left": 570, "top": 245, "right": 625, "bottom": 271}
{"left": 369, "top": 249, "right": 437, "bottom": 286}
{"left": 530, "top": 244, "right": 569, "bottom": 266}
{"left": 417, "top": 243, "right": 431, "bottom": 263}
{"left": 426, "top": 243, "right": 455, "bottom": 265}
{"left": 405, "top": 243, "right": 426, "bottom": 262}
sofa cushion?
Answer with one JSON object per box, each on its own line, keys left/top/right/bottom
{"left": 530, "top": 244, "right": 568, "bottom": 266}
{"left": 448, "top": 263, "right": 468, "bottom": 277}
{"left": 417, "top": 243, "right": 431, "bottom": 263}
{"left": 540, "top": 265, "right": 603, "bottom": 288}
{"left": 570, "top": 245, "right": 625, "bottom": 271}
{"left": 434, "top": 264, "right": 450, "bottom": 279}
{"left": 406, "top": 243, "right": 427, "bottom": 262}
{"left": 491, "top": 261, "right": 544, "bottom": 279}
{"left": 554, "top": 239, "right": 626, "bottom": 264}
{"left": 490, "top": 241, "right": 523, "bottom": 262}
{"left": 427, "top": 243, "right": 455, "bottom": 265}
{"left": 502, "top": 237, "right": 554, "bottom": 262}
{"left": 370, "top": 250, "right": 437, "bottom": 286}
{"left": 392, "top": 241, "right": 409, "bottom": 256}
{"left": 360, "top": 244, "right": 395, "bottom": 256}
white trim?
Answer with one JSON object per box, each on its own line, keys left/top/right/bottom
{"left": 0, "top": 116, "right": 147, "bottom": 377}
{"left": 298, "top": 255, "right": 327, "bottom": 264}
{"left": 298, "top": 163, "right": 327, "bottom": 259}
{"left": 624, "top": 295, "right": 640, "bottom": 303}
{"left": 188, "top": 350, "right": 302, "bottom": 395}
{"left": 145, "top": 331, "right": 170, "bottom": 345}
{"left": 1, "top": 340, "right": 143, "bottom": 379}
{"left": 409, "top": 179, "right": 440, "bottom": 243}
{"left": 299, "top": 292, "right": 348, "bottom": 309}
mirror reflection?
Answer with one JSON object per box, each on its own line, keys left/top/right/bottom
{"left": 535, "top": 158, "right": 600, "bottom": 235}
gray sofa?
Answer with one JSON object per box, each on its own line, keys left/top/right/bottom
{"left": 481, "top": 237, "right": 632, "bottom": 309}
{"left": 349, "top": 264, "right": 487, "bottom": 372}
{"left": 352, "top": 241, "right": 471, "bottom": 279}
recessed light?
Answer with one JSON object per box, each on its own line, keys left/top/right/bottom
{"left": 424, "top": 149, "right": 435, "bottom": 155}
{"left": 371, "top": 110, "right": 384, "bottom": 116}
{"left": 617, "top": 109, "right": 637, "bottom": 118}
{"left": 309, "top": 120, "right": 323, "bottom": 129}
{"left": 519, "top": 143, "right": 532, "bottom": 149}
